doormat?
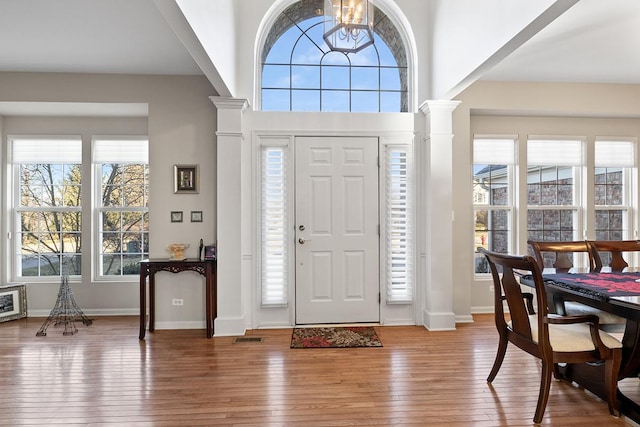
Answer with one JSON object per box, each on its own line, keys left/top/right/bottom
{"left": 290, "top": 326, "right": 382, "bottom": 348}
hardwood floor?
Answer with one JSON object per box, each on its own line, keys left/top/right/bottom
{"left": 0, "top": 314, "right": 636, "bottom": 426}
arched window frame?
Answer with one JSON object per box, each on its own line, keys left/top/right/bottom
{"left": 255, "top": 0, "right": 417, "bottom": 113}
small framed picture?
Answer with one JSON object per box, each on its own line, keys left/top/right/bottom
{"left": 0, "top": 284, "right": 27, "bottom": 323}
{"left": 174, "top": 164, "right": 199, "bottom": 194}
{"left": 170, "top": 211, "right": 183, "bottom": 223}
{"left": 191, "top": 211, "right": 203, "bottom": 222}
{"left": 204, "top": 245, "right": 216, "bottom": 260}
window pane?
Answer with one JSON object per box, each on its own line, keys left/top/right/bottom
{"left": 527, "top": 209, "right": 575, "bottom": 241}
{"left": 122, "top": 255, "right": 141, "bottom": 275}
{"left": 380, "top": 67, "right": 401, "bottom": 90}
{"left": 473, "top": 165, "right": 509, "bottom": 206}
{"left": 291, "top": 35, "right": 323, "bottom": 65}
{"left": 474, "top": 209, "right": 510, "bottom": 272}
{"left": 351, "top": 91, "right": 378, "bottom": 112}
{"left": 527, "top": 166, "right": 574, "bottom": 206}
{"left": 321, "top": 66, "right": 350, "bottom": 89}
{"left": 292, "top": 89, "right": 320, "bottom": 111}
{"left": 321, "top": 90, "right": 349, "bottom": 112}
{"left": 264, "top": 27, "right": 302, "bottom": 63}
{"left": 595, "top": 167, "right": 624, "bottom": 206}
{"left": 101, "top": 254, "right": 121, "bottom": 275}
{"left": 380, "top": 91, "right": 401, "bottom": 113}
{"left": 596, "top": 209, "right": 625, "bottom": 241}
{"left": 102, "top": 232, "right": 120, "bottom": 253}
{"left": 375, "top": 35, "right": 401, "bottom": 67}
{"left": 262, "top": 65, "right": 290, "bottom": 88}
{"left": 291, "top": 65, "right": 319, "bottom": 89}
{"left": 349, "top": 43, "right": 379, "bottom": 66}
{"left": 352, "top": 67, "right": 378, "bottom": 90}
{"left": 262, "top": 89, "right": 290, "bottom": 111}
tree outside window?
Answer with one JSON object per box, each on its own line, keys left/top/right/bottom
{"left": 18, "top": 163, "right": 82, "bottom": 276}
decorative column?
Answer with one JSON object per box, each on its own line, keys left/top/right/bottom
{"left": 419, "top": 100, "right": 460, "bottom": 331}
{"left": 210, "top": 96, "right": 248, "bottom": 336}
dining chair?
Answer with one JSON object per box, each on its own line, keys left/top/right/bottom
{"left": 527, "top": 239, "right": 594, "bottom": 273}
{"left": 479, "top": 248, "right": 622, "bottom": 423}
{"left": 527, "top": 240, "right": 625, "bottom": 327}
{"left": 587, "top": 240, "right": 640, "bottom": 272}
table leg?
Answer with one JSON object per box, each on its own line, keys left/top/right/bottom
{"left": 139, "top": 273, "right": 146, "bottom": 340}
{"left": 149, "top": 274, "right": 155, "bottom": 333}
{"left": 205, "top": 266, "right": 212, "bottom": 338}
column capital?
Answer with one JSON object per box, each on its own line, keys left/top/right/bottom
{"left": 418, "top": 100, "right": 461, "bottom": 116}
{"left": 209, "top": 96, "right": 249, "bottom": 112}
{"left": 210, "top": 97, "right": 249, "bottom": 135}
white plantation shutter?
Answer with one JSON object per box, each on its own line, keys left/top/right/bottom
{"left": 261, "top": 146, "right": 289, "bottom": 306}
{"left": 385, "top": 145, "right": 414, "bottom": 303}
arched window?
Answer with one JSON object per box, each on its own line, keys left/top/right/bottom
{"left": 261, "top": 0, "right": 408, "bottom": 112}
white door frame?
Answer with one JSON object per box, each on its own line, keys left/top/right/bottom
{"left": 253, "top": 124, "right": 417, "bottom": 330}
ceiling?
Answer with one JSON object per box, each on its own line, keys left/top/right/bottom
{"left": 0, "top": 0, "right": 639, "bottom": 105}
{"left": 480, "top": 0, "right": 640, "bottom": 85}
{"left": 0, "top": 0, "right": 201, "bottom": 76}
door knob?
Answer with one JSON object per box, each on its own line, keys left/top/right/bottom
{"left": 298, "top": 238, "right": 307, "bottom": 244}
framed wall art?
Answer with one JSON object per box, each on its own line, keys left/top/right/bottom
{"left": 174, "top": 164, "right": 199, "bottom": 194}
{"left": 0, "top": 284, "right": 27, "bottom": 323}
{"left": 170, "top": 211, "right": 183, "bottom": 223}
{"left": 190, "top": 211, "right": 203, "bottom": 222}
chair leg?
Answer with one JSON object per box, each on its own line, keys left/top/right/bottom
{"left": 552, "top": 363, "right": 562, "bottom": 380}
{"left": 487, "top": 335, "right": 508, "bottom": 383}
{"left": 534, "top": 360, "right": 553, "bottom": 424}
{"left": 604, "top": 350, "right": 622, "bottom": 417}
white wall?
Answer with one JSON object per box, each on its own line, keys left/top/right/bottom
{"left": 0, "top": 72, "right": 217, "bottom": 329}
{"left": 175, "top": 0, "right": 238, "bottom": 96}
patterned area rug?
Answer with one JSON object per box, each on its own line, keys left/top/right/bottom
{"left": 290, "top": 326, "right": 382, "bottom": 348}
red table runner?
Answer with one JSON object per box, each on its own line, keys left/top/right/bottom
{"left": 543, "top": 272, "right": 640, "bottom": 300}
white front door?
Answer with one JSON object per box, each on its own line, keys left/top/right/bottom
{"left": 295, "top": 136, "right": 379, "bottom": 324}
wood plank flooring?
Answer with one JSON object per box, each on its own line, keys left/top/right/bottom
{"left": 0, "top": 314, "right": 636, "bottom": 426}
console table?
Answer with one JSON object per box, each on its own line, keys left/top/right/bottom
{"left": 139, "top": 259, "right": 216, "bottom": 339}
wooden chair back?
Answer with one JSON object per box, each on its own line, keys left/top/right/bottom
{"left": 527, "top": 240, "right": 593, "bottom": 273}
{"left": 587, "top": 239, "right": 640, "bottom": 272}
{"left": 480, "top": 248, "right": 546, "bottom": 356}
{"left": 478, "top": 247, "right": 622, "bottom": 423}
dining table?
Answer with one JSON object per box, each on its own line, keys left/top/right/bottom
{"left": 526, "top": 271, "right": 640, "bottom": 423}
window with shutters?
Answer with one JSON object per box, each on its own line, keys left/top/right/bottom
{"left": 527, "top": 139, "right": 583, "bottom": 254}
{"left": 94, "top": 136, "right": 149, "bottom": 278}
{"left": 260, "top": 144, "right": 290, "bottom": 306}
{"left": 9, "top": 135, "right": 149, "bottom": 282}
{"left": 473, "top": 137, "right": 515, "bottom": 274}
{"left": 11, "top": 136, "right": 83, "bottom": 278}
{"left": 594, "top": 139, "right": 634, "bottom": 241}
{"left": 384, "top": 144, "right": 414, "bottom": 303}
{"left": 594, "top": 139, "right": 636, "bottom": 267}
